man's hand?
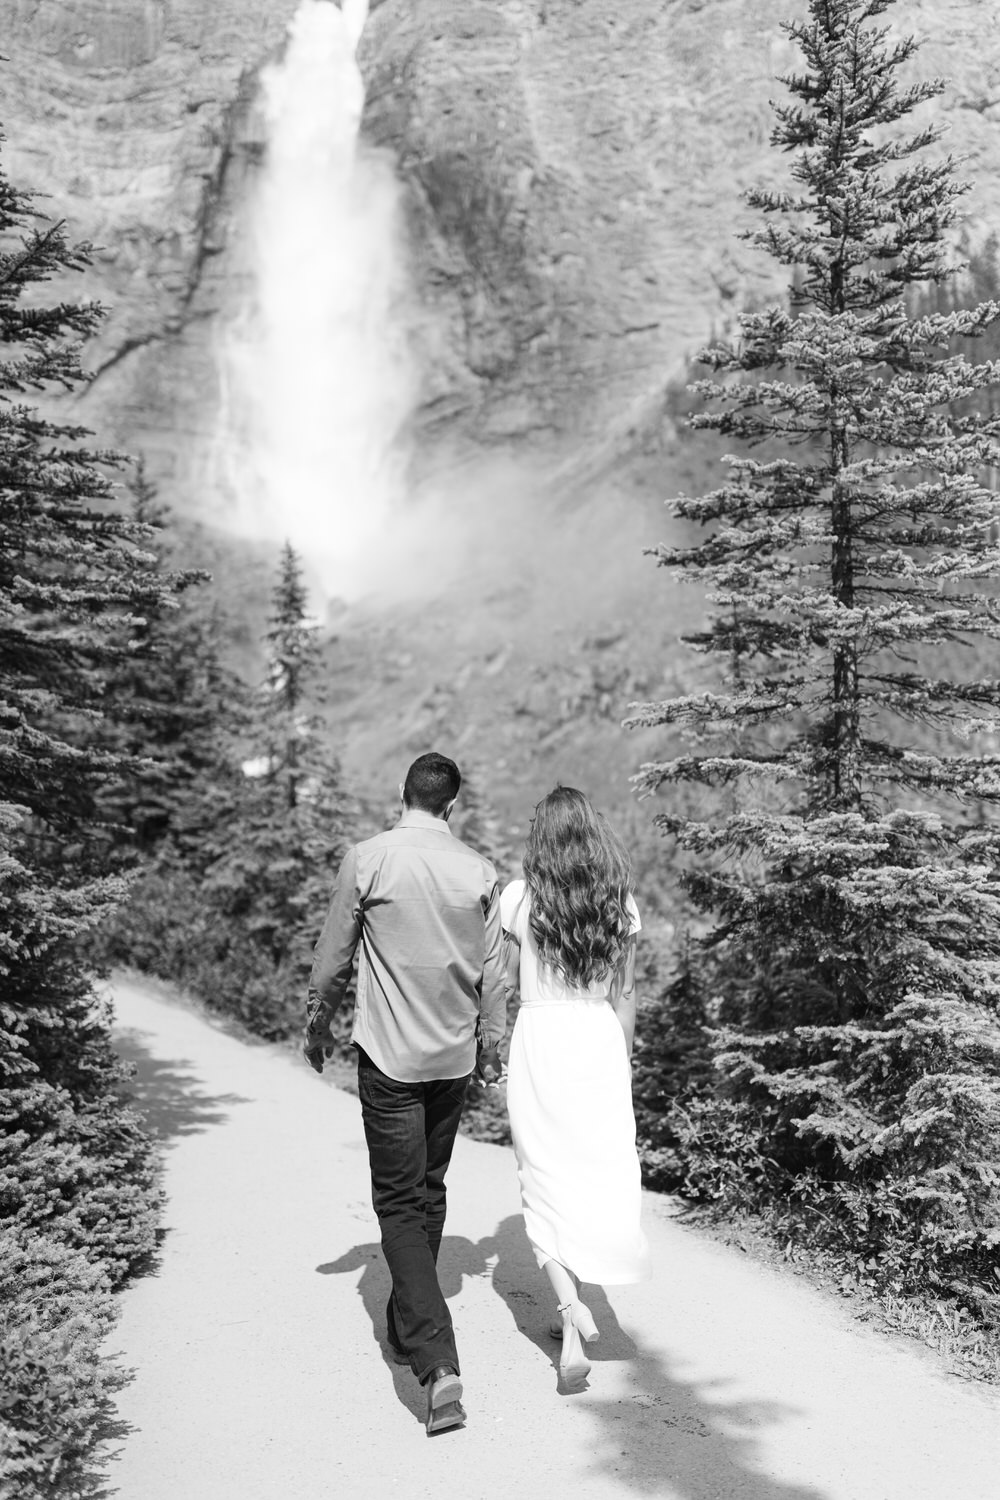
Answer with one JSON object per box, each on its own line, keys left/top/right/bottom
{"left": 474, "top": 1044, "right": 502, "bottom": 1089}
{"left": 304, "top": 1025, "right": 336, "bottom": 1074}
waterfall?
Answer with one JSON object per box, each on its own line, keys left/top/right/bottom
{"left": 214, "top": 0, "right": 416, "bottom": 601}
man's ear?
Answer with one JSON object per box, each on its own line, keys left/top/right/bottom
{"left": 399, "top": 782, "right": 406, "bottom": 806}
{"left": 443, "top": 798, "right": 457, "bottom": 822}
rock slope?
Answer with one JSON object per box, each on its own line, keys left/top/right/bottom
{"left": 3, "top": 0, "right": 999, "bottom": 478}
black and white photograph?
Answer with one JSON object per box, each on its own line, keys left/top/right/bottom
{"left": 2, "top": 1, "right": 999, "bottom": 1496}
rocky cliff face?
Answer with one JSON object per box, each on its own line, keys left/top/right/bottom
{"left": 4, "top": 0, "right": 998, "bottom": 485}
{"left": 4, "top": 0, "right": 1000, "bottom": 826}
{"left": 360, "top": 0, "right": 1000, "bottom": 456}
{"left": 1, "top": 0, "right": 301, "bottom": 493}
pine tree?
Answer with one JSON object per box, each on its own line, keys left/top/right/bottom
{"left": 95, "top": 542, "right": 350, "bottom": 1043}
{"left": 627, "top": 0, "right": 1000, "bottom": 1304}
{"left": 209, "top": 541, "right": 344, "bottom": 965}
{"left": 128, "top": 543, "right": 349, "bottom": 1039}
{"left": 260, "top": 539, "right": 323, "bottom": 811}
{"left": 0, "top": 128, "right": 173, "bottom": 1488}
{"left": 94, "top": 459, "right": 243, "bottom": 856}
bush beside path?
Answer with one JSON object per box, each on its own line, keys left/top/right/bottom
{"left": 100, "top": 978, "right": 1000, "bottom": 1500}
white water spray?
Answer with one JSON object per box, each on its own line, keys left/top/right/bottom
{"left": 213, "top": 0, "right": 419, "bottom": 600}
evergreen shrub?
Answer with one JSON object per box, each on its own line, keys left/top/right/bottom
{"left": 0, "top": 1224, "right": 144, "bottom": 1500}
{"left": 102, "top": 809, "right": 349, "bottom": 1044}
{"left": 1, "top": 865, "right": 161, "bottom": 1499}
{"left": 630, "top": 919, "right": 716, "bottom": 1191}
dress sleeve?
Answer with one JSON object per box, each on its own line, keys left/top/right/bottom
{"left": 500, "top": 878, "right": 526, "bottom": 939}
{"left": 626, "top": 893, "right": 642, "bottom": 936}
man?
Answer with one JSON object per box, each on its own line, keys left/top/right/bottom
{"left": 304, "top": 752, "right": 505, "bottom": 1435}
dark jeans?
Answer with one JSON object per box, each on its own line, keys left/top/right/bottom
{"left": 356, "top": 1048, "right": 470, "bottom": 1384}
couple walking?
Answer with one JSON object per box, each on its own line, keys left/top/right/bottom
{"left": 304, "top": 752, "right": 648, "bottom": 1435}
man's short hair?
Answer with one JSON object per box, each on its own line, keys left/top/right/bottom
{"left": 403, "top": 752, "right": 461, "bottom": 815}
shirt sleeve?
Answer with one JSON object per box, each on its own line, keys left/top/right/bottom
{"left": 476, "top": 867, "right": 507, "bottom": 1052}
{"left": 306, "top": 845, "right": 363, "bottom": 1038}
{"left": 626, "top": 893, "right": 642, "bottom": 936}
{"left": 499, "top": 878, "right": 526, "bottom": 938}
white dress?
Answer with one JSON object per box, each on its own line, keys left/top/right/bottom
{"left": 500, "top": 878, "right": 649, "bottom": 1285}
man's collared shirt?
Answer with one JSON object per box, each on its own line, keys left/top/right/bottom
{"left": 307, "top": 809, "right": 506, "bottom": 1082}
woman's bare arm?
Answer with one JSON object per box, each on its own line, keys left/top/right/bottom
{"left": 501, "top": 930, "right": 520, "bottom": 1001}
{"left": 476, "top": 931, "right": 520, "bottom": 1086}
{"left": 610, "top": 935, "right": 637, "bottom": 1058}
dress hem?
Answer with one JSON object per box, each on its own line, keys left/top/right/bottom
{"left": 531, "top": 1243, "right": 650, "bottom": 1286}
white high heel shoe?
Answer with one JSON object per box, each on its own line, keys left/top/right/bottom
{"left": 556, "top": 1300, "right": 599, "bottom": 1384}
{"left": 549, "top": 1300, "right": 599, "bottom": 1342}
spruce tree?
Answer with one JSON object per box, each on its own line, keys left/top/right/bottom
{"left": 627, "top": 0, "right": 1000, "bottom": 1305}
{"left": 96, "top": 542, "right": 349, "bottom": 1042}
{"left": 0, "top": 137, "right": 169, "bottom": 1215}
{"left": 225, "top": 541, "right": 346, "bottom": 969}
{"left": 94, "top": 460, "right": 242, "bottom": 856}
{"left": 0, "top": 128, "right": 173, "bottom": 1487}
{"left": 260, "top": 539, "right": 323, "bottom": 811}
{"left": 158, "top": 542, "right": 350, "bottom": 1039}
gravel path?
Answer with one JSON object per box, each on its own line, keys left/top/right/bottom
{"left": 101, "top": 977, "right": 1000, "bottom": 1500}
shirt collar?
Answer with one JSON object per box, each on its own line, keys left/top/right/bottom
{"left": 397, "top": 807, "right": 453, "bottom": 834}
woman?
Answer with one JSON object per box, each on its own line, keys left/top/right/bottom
{"left": 500, "top": 786, "right": 649, "bottom": 1387}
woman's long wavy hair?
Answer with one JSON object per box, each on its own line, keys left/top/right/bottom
{"left": 522, "top": 786, "right": 634, "bottom": 987}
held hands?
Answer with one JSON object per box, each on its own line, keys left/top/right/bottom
{"left": 303, "top": 1025, "right": 336, "bottom": 1074}
{"left": 474, "top": 1043, "right": 503, "bottom": 1090}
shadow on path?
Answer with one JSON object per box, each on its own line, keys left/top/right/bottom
{"left": 317, "top": 1236, "right": 492, "bottom": 1427}
{"left": 113, "top": 1026, "right": 249, "bottom": 1144}
{"left": 319, "top": 1218, "right": 828, "bottom": 1497}
{"left": 96, "top": 1023, "right": 251, "bottom": 1498}
{"left": 87, "top": 1402, "right": 134, "bottom": 1500}
{"left": 486, "top": 1213, "right": 831, "bottom": 1500}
